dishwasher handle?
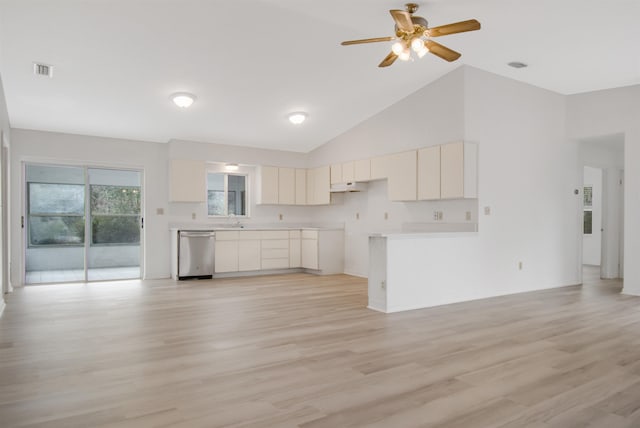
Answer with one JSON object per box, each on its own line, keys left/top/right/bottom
{"left": 179, "top": 231, "right": 215, "bottom": 238}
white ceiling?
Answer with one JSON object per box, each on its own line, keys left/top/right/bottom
{"left": 0, "top": 0, "right": 638, "bottom": 152}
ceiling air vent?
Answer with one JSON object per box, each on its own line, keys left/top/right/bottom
{"left": 33, "top": 62, "right": 53, "bottom": 78}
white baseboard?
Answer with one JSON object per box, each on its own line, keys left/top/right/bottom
{"left": 0, "top": 299, "right": 5, "bottom": 317}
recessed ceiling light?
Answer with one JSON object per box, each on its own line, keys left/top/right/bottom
{"left": 170, "top": 92, "right": 196, "bottom": 108}
{"left": 288, "top": 112, "right": 307, "bottom": 125}
{"left": 508, "top": 61, "right": 528, "bottom": 69}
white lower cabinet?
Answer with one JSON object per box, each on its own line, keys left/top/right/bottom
{"left": 300, "top": 229, "right": 344, "bottom": 273}
{"left": 301, "top": 230, "right": 319, "bottom": 270}
{"left": 214, "top": 240, "right": 239, "bottom": 273}
{"left": 238, "top": 231, "right": 261, "bottom": 271}
{"left": 261, "top": 230, "right": 289, "bottom": 270}
{"left": 289, "top": 230, "right": 301, "bottom": 268}
{"left": 209, "top": 228, "right": 343, "bottom": 276}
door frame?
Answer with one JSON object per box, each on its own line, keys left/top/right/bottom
{"left": 21, "top": 159, "right": 145, "bottom": 284}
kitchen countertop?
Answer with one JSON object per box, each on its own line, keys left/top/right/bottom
{"left": 169, "top": 223, "right": 344, "bottom": 232}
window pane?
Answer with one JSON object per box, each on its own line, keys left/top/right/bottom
{"left": 583, "top": 186, "right": 593, "bottom": 207}
{"left": 227, "top": 175, "right": 246, "bottom": 216}
{"left": 584, "top": 210, "right": 593, "bottom": 234}
{"left": 29, "top": 184, "right": 84, "bottom": 214}
{"left": 91, "top": 185, "right": 141, "bottom": 215}
{"left": 208, "top": 190, "right": 225, "bottom": 216}
{"left": 92, "top": 215, "right": 140, "bottom": 244}
{"left": 29, "top": 215, "right": 85, "bottom": 245}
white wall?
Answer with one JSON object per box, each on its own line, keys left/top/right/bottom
{"left": 462, "top": 66, "right": 579, "bottom": 293}
{"left": 582, "top": 166, "right": 602, "bottom": 265}
{"left": 567, "top": 85, "right": 640, "bottom": 294}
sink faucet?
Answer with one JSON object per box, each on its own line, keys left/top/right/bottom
{"left": 229, "top": 214, "right": 243, "bottom": 228}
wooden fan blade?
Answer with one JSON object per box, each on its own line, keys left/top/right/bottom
{"left": 341, "top": 36, "right": 394, "bottom": 46}
{"left": 389, "top": 10, "right": 414, "bottom": 32}
{"left": 426, "top": 19, "right": 481, "bottom": 37}
{"left": 378, "top": 52, "right": 398, "bottom": 68}
{"left": 425, "top": 40, "right": 461, "bottom": 62}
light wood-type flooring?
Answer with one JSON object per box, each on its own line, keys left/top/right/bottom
{"left": 1, "top": 267, "right": 640, "bottom": 427}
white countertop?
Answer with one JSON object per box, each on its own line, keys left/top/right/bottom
{"left": 169, "top": 223, "right": 344, "bottom": 232}
{"left": 371, "top": 231, "right": 478, "bottom": 239}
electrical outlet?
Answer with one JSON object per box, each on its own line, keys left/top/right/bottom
{"left": 191, "top": 212, "right": 196, "bottom": 220}
{"left": 433, "top": 211, "right": 439, "bottom": 220}
{"left": 384, "top": 212, "right": 389, "bottom": 220}
{"left": 381, "top": 280, "right": 386, "bottom": 290}
{"left": 356, "top": 212, "right": 360, "bottom": 220}
{"left": 518, "top": 261, "right": 523, "bottom": 270}
{"left": 465, "top": 211, "right": 471, "bottom": 221}
{"left": 484, "top": 206, "right": 491, "bottom": 215}
{"left": 438, "top": 211, "right": 444, "bottom": 221}
{"left": 279, "top": 213, "right": 283, "bottom": 221}
{"left": 156, "top": 208, "right": 164, "bottom": 215}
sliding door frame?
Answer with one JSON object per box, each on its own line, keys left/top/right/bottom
{"left": 21, "top": 159, "right": 145, "bottom": 285}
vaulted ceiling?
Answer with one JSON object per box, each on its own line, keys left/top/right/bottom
{"left": 0, "top": 0, "right": 638, "bottom": 152}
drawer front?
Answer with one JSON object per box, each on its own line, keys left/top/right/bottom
{"left": 261, "top": 248, "right": 289, "bottom": 259}
{"left": 289, "top": 230, "right": 301, "bottom": 239}
{"left": 261, "top": 258, "right": 290, "bottom": 270}
{"left": 301, "top": 230, "right": 318, "bottom": 239}
{"left": 261, "top": 239, "right": 289, "bottom": 249}
{"left": 216, "top": 231, "right": 239, "bottom": 241}
{"left": 261, "top": 230, "right": 289, "bottom": 240}
{"left": 238, "top": 230, "right": 262, "bottom": 240}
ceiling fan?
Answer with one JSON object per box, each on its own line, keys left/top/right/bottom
{"left": 341, "top": 3, "right": 480, "bottom": 67}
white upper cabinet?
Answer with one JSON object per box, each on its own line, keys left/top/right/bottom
{"left": 387, "top": 150, "right": 417, "bottom": 201}
{"left": 314, "top": 166, "right": 331, "bottom": 205}
{"left": 441, "top": 142, "right": 477, "bottom": 199}
{"left": 169, "top": 159, "right": 206, "bottom": 202}
{"left": 330, "top": 164, "right": 342, "bottom": 185}
{"left": 256, "top": 166, "right": 279, "bottom": 205}
{"left": 354, "top": 159, "right": 371, "bottom": 182}
{"left": 278, "top": 167, "right": 295, "bottom": 205}
{"left": 370, "top": 155, "right": 391, "bottom": 181}
{"left": 295, "top": 168, "right": 306, "bottom": 205}
{"left": 341, "top": 161, "right": 355, "bottom": 183}
{"left": 418, "top": 146, "right": 441, "bottom": 200}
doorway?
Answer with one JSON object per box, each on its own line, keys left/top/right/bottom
{"left": 24, "top": 163, "right": 143, "bottom": 284}
{"left": 579, "top": 135, "right": 624, "bottom": 281}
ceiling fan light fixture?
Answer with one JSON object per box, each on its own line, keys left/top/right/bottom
{"left": 398, "top": 49, "right": 411, "bottom": 61}
{"left": 288, "top": 112, "right": 307, "bottom": 125}
{"left": 417, "top": 46, "right": 429, "bottom": 58}
{"left": 170, "top": 92, "right": 196, "bottom": 108}
{"left": 391, "top": 41, "right": 405, "bottom": 55}
{"left": 410, "top": 37, "right": 425, "bottom": 52}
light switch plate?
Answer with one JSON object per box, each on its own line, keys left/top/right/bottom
{"left": 156, "top": 208, "right": 164, "bottom": 215}
{"left": 484, "top": 206, "right": 491, "bottom": 215}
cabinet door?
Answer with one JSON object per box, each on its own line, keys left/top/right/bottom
{"left": 330, "top": 164, "right": 342, "bottom": 184}
{"left": 289, "top": 239, "right": 301, "bottom": 268}
{"left": 418, "top": 146, "right": 441, "bottom": 200}
{"left": 441, "top": 142, "right": 464, "bottom": 199}
{"left": 301, "top": 238, "right": 319, "bottom": 269}
{"left": 342, "top": 161, "right": 355, "bottom": 183}
{"left": 370, "top": 155, "right": 391, "bottom": 180}
{"left": 295, "top": 169, "right": 306, "bottom": 205}
{"left": 257, "top": 166, "right": 279, "bottom": 204}
{"left": 314, "top": 166, "right": 331, "bottom": 205}
{"left": 278, "top": 167, "right": 295, "bottom": 205}
{"left": 387, "top": 150, "right": 417, "bottom": 201}
{"left": 238, "top": 240, "right": 260, "bottom": 271}
{"left": 354, "top": 159, "right": 371, "bottom": 182}
{"left": 169, "top": 159, "right": 206, "bottom": 202}
{"left": 215, "top": 240, "right": 239, "bottom": 272}
{"left": 306, "top": 168, "right": 316, "bottom": 205}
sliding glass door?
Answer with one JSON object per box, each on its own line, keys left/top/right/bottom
{"left": 25, "top": 164, "right": 142, "bottom": 284}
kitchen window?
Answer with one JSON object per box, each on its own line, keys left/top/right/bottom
{"left": 207, "top": 173, "right": 248, "bottom": 217}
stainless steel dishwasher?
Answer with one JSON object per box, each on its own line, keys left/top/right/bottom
{"left": 178, "top": 230, "right": 215, "bottom": 280}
